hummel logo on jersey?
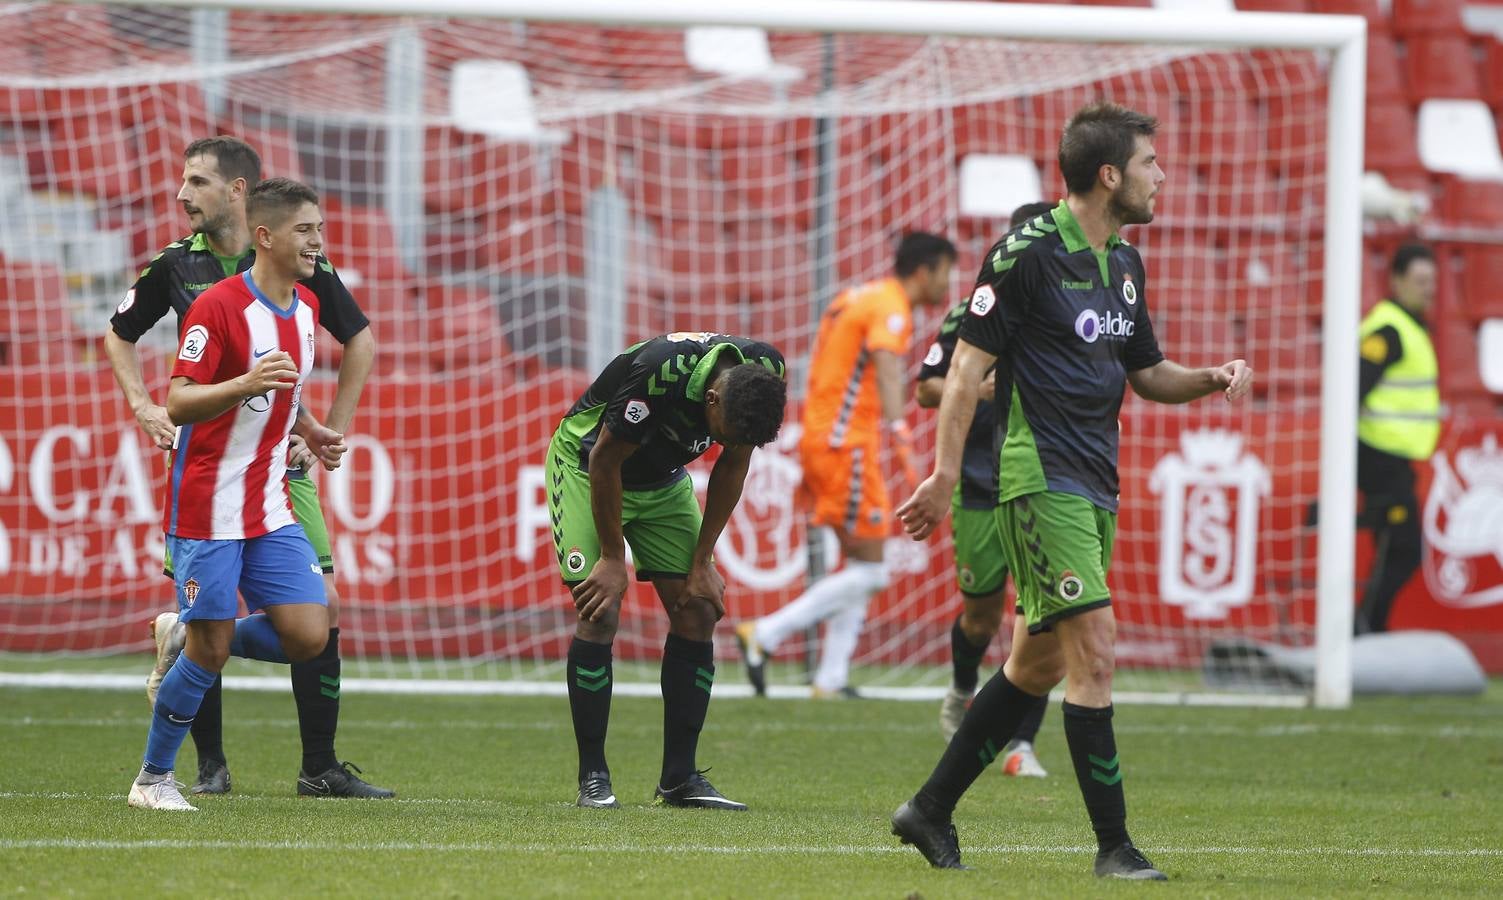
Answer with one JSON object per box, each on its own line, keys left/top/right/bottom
{"left": 1062, "top": 279, "right": 1093, "bottom": 290}
{"left": 1075, "top": 309, "right": 1135, "bottom": 344}
{"left": 969, "top": 284, "right": 996, "bottom": 316}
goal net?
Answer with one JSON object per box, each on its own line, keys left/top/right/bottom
{"left": 0, "top": 0, "right": 1358, "bottom": 701}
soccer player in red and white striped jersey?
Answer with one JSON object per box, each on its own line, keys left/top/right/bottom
{"left": 129, "top": 178, "right": 348, "bottom": 811}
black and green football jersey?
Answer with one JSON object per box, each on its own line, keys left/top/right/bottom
{"left": 916, "top": 299, "right": 999, "bottom": 510}
{"left": 958, "top": 201, "right": 1164, "bottom": 512}
{"left": 555, "top": 332, "right": 786, "bottom": 490}
{"left": 110, "top": 231, "right": 369, "bottom": 343}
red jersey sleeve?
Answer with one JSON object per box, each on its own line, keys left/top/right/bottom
{"left": 171, "top": 292, "right": 227, "bottom": 383}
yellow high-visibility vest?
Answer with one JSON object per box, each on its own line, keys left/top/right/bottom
{"left": 1358, "top": 299, "right": 1439, "bottom": 459}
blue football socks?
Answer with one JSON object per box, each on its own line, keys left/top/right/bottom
{"left": 143, "top": 654, "right": 218, "bottom": 775}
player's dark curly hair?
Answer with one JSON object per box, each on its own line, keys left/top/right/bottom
{"left": 894, "top": 232, "right": 957, "bottom": 278}
{"left": 185, "top": 136, "right": 262, "bottom": 188}
{"left": 1058, "top": 102, "right": 1158, "bottom": 195}
{"left": 720, "top": 363, "right": 787, "bottom": 447}
{"left": 246, "top": 177, "right": 320, "bottom": 231}
{"left": 1010, "top": 201, "right": 1054, "bottom": 229}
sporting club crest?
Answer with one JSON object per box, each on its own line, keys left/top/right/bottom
{"left": 1423, "top": 434, "right": 1503, "bottom": 609}
{"left": 1148, "top": 429, "right": 1270, "bottom": 619}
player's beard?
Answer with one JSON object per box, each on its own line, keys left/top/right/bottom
{"left": 1108, "top": 184, "right": 1155, "bottom": 226}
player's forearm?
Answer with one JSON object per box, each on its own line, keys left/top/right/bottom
{"left": 694, "top": 449, "right": 751, "bottom": 565}
{"left": 874, "top": 351, "right": 907, "bottom": 423}
{"left": 1133, "top": 360, "right": 1220, "bottom": 404}
{"left": 103, "top": 329, "right": 155, "bottom": 412}
{"left": 932, "top": 373, "right": 980, "bottom": 483}
{"left": 588, "top": 465, "right": 628, "bottom": 562}
{"left": 325, "top": 327, "right": 374, "bottom": 434}
{"left": 166, "top": 376, "right": 253, "bottom": 425}
{"left": 915, "top": 376, "right": 945, "bottom": 409}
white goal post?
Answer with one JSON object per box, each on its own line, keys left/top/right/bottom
{"left": 26, "top": 0, "right": 1363, "bottom": 706}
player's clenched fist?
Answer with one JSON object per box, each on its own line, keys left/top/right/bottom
{"left": 238, "top": 350, "right": 299, "bottom": 397}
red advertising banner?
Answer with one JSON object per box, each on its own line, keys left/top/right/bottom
{"left": 2, "top": 367, "right": 1500, "bottom": 671}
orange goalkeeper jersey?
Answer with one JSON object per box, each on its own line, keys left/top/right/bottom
{"left": 801, "top": 276, "right": 913, "bottom": 450}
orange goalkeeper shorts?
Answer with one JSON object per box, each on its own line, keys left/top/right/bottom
{"left": 799, "top": 441, "right": 890, "bottom": 541}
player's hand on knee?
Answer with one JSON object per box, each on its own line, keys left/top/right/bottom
{"left": 574, "top": 558, "right": 629, "bottom": 622}
{"left": 683, "top": 562, "right": 726, "bottom": 621}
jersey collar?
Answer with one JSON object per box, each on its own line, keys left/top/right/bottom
{"left": 686, "top": 342, "right": 750, "bottom": 401}
{"left": 241, "top": 270, "right": 301, "bottom": 319}
{"left": 1052, "top": 200, "right": 1123, "bottom": 255}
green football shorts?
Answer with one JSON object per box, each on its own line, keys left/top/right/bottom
{"left": 163, "top": 468, "right": 335, "bottom": 577}
{"left": 995, "top": 490, "right": 1115, "bottom": 633}
{"left": 950, "top": 503, "right": 1008, "bottom": 597}
{"left": 546, "top": 434, "right": 702, "bottom": 584}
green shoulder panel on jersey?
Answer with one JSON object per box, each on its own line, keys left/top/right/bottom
{"left": 648, "top": 351, "right": 701, "bottom": 397}
{"left": 938, "top": 300, "right": 967, "bottom": 335}
{"left": 986, "top": 215, "right": 1056, "bottom": 277}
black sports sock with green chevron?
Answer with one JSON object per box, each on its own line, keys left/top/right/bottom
{"left": 950, "top": 617, "right": 988, "bottom": 693}
{"left": 1062, "top": 701, "right": 1130, "bottom": 850}
{"left": 659, "top": 633, "right": 714, "bottom": 788}
{"left": 291, "top": 627, "right": 342, "bottom": 775}
{"left": 915, "top": 671, "right": 1041, "bottom": 817}
{"left": 567, "top": 637, "right": 613, "bottom": 780}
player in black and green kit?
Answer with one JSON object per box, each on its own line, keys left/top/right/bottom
{"left": 549, "top": 332, "right": 786, "bottom": 810}
{"left": 917, "top": 201, "right": 1053, "bottom": 774}
{"left": 104, "top": 136, "right": 393, "bottom": 799}
{"left": 890, "top": 103, "right": 1253, "bottom": 878}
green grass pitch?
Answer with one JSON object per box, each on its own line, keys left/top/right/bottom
{"left": 2, "top": 668, "right": 1500, "bottom": 897}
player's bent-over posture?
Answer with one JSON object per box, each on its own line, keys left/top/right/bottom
{"left": 549, "top": 333, "right": 787, "bottom": 810}
{"left": 105, "top": 136, "right": 390, "bottom": 799}
{"left": 889, "top": 103, "right": 1253, "bottom": 878}
{"left": 128, "top": 178, "right": 348, "bottom": 811}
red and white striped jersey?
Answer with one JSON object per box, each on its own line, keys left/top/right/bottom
{"left": 165, "top": 271, "right": 321, "bottom": 540}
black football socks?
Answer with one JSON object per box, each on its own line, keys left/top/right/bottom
{"left": 659, "top": 633, "right": 714, "bottom": 788}
{"left": 568, "top": 637, "right": 613, "bottom": 780}
{"left": 290, "top": 627, "right": 342, "bottom": 775}
{"left": 1062, "top": 701, "right": 1130, "bottom": 850}
{"left": 915, "top": 671, "right": 1044, "bottom": 818}
{"left": 189, "top": 675, "right": 226, "bottom": 766}
{"left": 949, "top": 616, "right": 989, "bottom": 694}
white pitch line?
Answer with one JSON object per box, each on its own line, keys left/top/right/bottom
{"left": 0, "top": 672, "right": 1309, "bottom": 707}
{"left": 6, "top": 716, "right": 1502, "bottom": 740}
{"left": 0, "top": 838, "right": 1498, "bottom": 858}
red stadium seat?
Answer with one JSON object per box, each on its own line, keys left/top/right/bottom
{"left": 1365, "top": 34, "right": 1405, "bottom": 103}
{"left": 0, "top": 261, "right": 78, "bottom": 367}
{"left": 728, "top": 221, "right": 814, "bottom": 306}
{"left": 1308, "top": 0, "right": 1388, "bottom": 30}
{"left": 1391, "top": 0, "right": 1466, "bottom": 37}
{"left": 320, "top": 198, "right": 415, "bottom": 287}
{"left": 1436, "top": 318, "right": 1492, "bottom": 401}
{"left": 1243, "top": 312, "right": 1322, "bottom": 399}
{"left": 1364, "top": 101, "right": 1423, "bottom": 174}
{"left": 26, "top": 103, "right": 135, "bottom": 199}
{"left": 1481, "top": 37, "right": 1503, "bottom": 107}
{"left": 1184, "top": 99, "right": 1261, "bottom": 164}
{"left": 1236, "top": 0, "right": 1312, "bottom": 10}
{"left": 1405, "top": 35, "right": 1484, "bottom": 101}
{"left": 1436, "top": 175, "right": 1503, "bottom": 228}
{"left": 426, "top": 284, "right": 505, "bottom": 374}
{"left": 1145, "top": 236, "right": 1230, "bottom": 320}
{"left": 721, "top": 149, "right": 810, "bottom": 228}
{"left": 1457, "top": 243, "right": 1503, "bottom": 320}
